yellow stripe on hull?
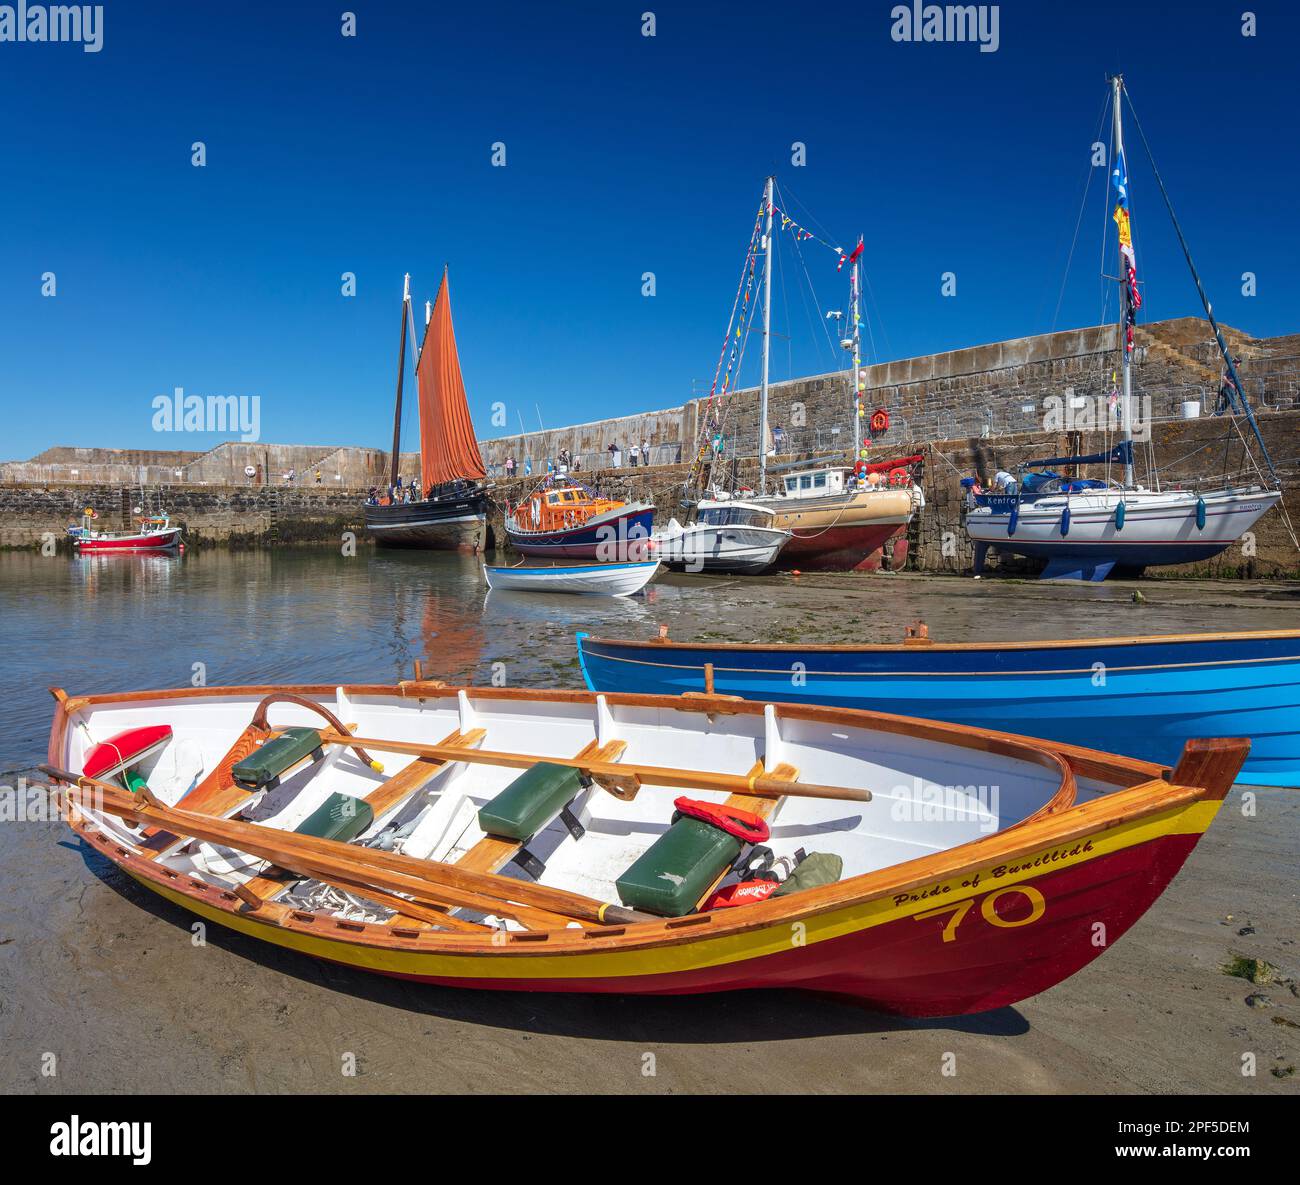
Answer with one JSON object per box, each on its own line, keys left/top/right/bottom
{"left": 122, "top": 797, "right": 1220, "bottom": 984}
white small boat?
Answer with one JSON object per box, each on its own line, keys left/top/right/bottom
{"left": 652, "top": 499, "right": 791, "bottom": 574}
{"left": 484, "top": 559, "right": 660, "bottom": 596}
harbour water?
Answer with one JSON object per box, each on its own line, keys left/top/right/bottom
{"left": 6, "top": 548, "right": 1300, "bottom": 774}
{"left": 2, "top": 551, "right": 1297, "bottom": 1093}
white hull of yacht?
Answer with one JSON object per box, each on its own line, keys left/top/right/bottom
{"left": 966, "top": 486, "right": 1280, "bottom": 580}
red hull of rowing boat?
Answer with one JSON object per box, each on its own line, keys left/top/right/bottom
{"left": 369, "top": 832, "right": 1198, "bottom": 1015}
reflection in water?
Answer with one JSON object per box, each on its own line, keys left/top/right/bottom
{"left": 69, "top": 552, "right": 186, "bottom": 596}
{"left": 4, "top": 545, "right": 1295, "bottom": 774}
{"left": 1, "top": 548, "right": 673, "bottom": 772}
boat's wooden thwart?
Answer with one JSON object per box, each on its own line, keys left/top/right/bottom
{"left": 45, "top": 682, "right": 1249, "bottom": 1017}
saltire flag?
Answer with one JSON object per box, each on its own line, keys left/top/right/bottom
{"left": 1111, "top": 149, "right": 1129, "bottom": 208}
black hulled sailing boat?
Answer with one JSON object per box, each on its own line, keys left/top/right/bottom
{"left": 365, "top": 269, "right": 489, "bottom": 550}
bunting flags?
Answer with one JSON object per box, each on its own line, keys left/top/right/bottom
{"left": 769, "top": 203, "right": 842, "bottom": 256}
{"left": 704, "top": 203, "right": 766, "bottom": 412}
{"left": 1112, "top": 149, "right": 1141, "bottom": 353}
{"left": 693, "top": 193, "right": 861, "bottom": 488}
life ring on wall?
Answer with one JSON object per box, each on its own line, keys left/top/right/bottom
{"left": 869, "top": 408, "right": 890, "bottom": 434}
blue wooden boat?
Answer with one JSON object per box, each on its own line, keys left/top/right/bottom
{"left": 576, "top": 628, "right": 1300, "bottom": 786}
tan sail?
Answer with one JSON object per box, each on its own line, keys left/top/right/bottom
{"left": 417, "top": 269, "right": 487, "bottom": 491}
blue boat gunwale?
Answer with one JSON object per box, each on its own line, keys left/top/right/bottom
{"left": 575, "top": 630, "right": 1299, "bottom": 786}
{"left": 577, "top": 628, "right": 1300, "bottom": 655}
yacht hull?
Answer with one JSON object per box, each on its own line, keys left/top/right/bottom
{"left": 966, "top": 487, "right": 1280, "bottom": 580}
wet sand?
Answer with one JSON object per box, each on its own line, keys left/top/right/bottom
{"left": 2, "top": 562, "right": 1298, "bottom": 1094}
{"left": 2, "top": 783, "right": 1296, "bottom": 1094}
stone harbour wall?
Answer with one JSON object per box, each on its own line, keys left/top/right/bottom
{"left": 0, "top": 484, "right": 367, "bottom": 550}
{"left": 5, "top": 408, "right": 1297, "bottom": 576}
{"left": 8, "top": 317, "right": 1297, "bottom": 491}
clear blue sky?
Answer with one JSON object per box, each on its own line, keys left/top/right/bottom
{"left": 1, "top": 0, "right": 1296, "bottom": 459}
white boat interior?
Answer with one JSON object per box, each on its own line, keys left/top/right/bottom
{"left": 60, "top": 688, "right": 1121, "bottom": 929}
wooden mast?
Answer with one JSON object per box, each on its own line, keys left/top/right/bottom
{"left": 388, "top": 273, "right": 411, "bottom": 493}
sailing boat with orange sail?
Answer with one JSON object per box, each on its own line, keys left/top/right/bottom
{"left": 365, "top": 269, "right": 489, "bottom": 550}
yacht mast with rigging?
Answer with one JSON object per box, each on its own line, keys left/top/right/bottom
{"left": 757, "top": 175, "right": 775, "bottom": 495}
{"left": 1111, "top": 74, "right": 1135, "bottom": 489}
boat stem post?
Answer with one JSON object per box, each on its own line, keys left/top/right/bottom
{"left": 1168, "top": 737, "right": 1251, "bottom": 802}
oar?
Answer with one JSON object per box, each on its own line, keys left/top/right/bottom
{"left": 51, "top": 773, "right": 586, "bottom": 929}
{"left": 41, "top": 767, "right": 654, "bottom": 927}
{"left": 238, "top": 861, "right": 492, "bottom": 934}
{"left": 55, "top": 775, "right": 580, "bottom": 929}
{"left": 314, "top": 732, "right": 873, "bottom": 803}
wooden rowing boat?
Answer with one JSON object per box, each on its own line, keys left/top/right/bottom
{"left": 44, "top": 682, "right": 1247, "bottom": 1016}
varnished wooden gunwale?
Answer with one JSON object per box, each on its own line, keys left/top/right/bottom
{"left": 49, "top": 680, "right": 1162, "bottom": 788}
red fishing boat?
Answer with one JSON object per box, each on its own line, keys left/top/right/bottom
{"left": 67, "top": 512, "right": 183, "bottom": 554}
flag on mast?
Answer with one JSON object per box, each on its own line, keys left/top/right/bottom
{"left": 1112, "top": 149, "right": 1142, "bottom": 353}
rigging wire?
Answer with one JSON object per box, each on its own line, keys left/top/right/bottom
{"left": 776, "top": 178, "right": 875, "bottom": 448}
{"left": 1124, "top": 83, "right": 1295, "bottom": 554}
{"left": 777, "top": 215, "right": 794, "bottom": 382}
{"left": 1097, "top": 93, "right": 1115, "bottom": 330}
{"left": 1048, "top": 91, "right": 1111, "bottom": 333}
{"left": 1123, "top": 84, "right": 1284, "bottom": 494}
{"left": 776, "top": 180, "right": 843, "bottom": 368}
{"left": 781, "top": 176, "right": 893, "bottom": 362}
{"left": 859, "top": 265, "right": 889, "bottom": 365}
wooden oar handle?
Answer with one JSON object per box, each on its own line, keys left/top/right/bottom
{"left": 41, "top": 765, "right": 94, "bottom": 791}
{"left": 749, "top": 776, "right": 872, "bottom": 802}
